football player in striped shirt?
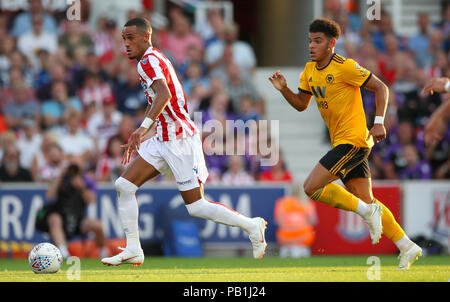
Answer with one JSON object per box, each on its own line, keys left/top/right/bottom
{"left": 101, "top": 18, "right": 267, "bottom": 266}
{"left": 269, "top": 18, "right": 421, "bottom": 270}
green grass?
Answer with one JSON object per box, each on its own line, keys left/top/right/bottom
{"left": 1, "top": 255, "right": 449, "bottom": 282}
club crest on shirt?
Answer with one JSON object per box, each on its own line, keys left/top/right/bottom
{"left": 142, "top": 57, "right": 148, "bottom": 65}
{"left": 326, "top": 74, "right": 334, "bottom": 84}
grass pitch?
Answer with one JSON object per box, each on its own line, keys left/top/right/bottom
{"left": 1, "top": 255, "right": 449, "bottom": 282}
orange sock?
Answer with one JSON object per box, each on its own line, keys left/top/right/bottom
{"left": 311, "top": 183, "right": 359, "bottom": 212}
{"left": 374, "top": 199, "right": 405, "bottom": 242}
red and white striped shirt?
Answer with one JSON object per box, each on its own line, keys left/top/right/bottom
{"left": 137, "top": 47, "right": 198, "bottom": 141}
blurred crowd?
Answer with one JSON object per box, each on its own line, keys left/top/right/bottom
{"left": 324, "top": 0, "right": 450, "bottom": 180}
{"left": 0, "top": 0, "right": 448, "bottom": 190}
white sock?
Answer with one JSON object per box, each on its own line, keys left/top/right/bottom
{"left": 58, "top": 244, "right": 70, "bottom": 258}
{"left": 355, "top": 200, "right": 369, "bottom": 216}
{"left": 186, "top": 198, "right": 256, "bottom": 233}
{"left": 115, "top": 177, "right": 142, "bottom": 252}
{"left": 394, "top": 235, "right": 413, "bottom": 252}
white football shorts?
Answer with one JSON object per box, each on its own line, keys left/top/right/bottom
{"left": 137, "top": 133, "right": 209, "bottom": 191}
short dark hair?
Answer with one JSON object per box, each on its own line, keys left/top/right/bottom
{"left": 124, "top": 17, "right": 152, "bottom": 35}
{"left": 309, "top": 18, "right": 341, "bottom": 40}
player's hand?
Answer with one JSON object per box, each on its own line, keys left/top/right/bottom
{"left": 368, "top": 124, "right": 386, "bottom": 144}
{"left": 121, "top": 127, "right": 147, "bottom": 165}
{"left": 421, "top": 77, "right": 449, "bottom": 96}
{"left": 268, "top": 71, "right": 287, "bottom": 91}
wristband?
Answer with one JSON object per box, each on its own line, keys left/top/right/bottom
{"left": 445, "top": 81, "right": 450, "bottom": 93}
{"left": 140, "top": 117, "right": 154, "bottom": 129}
{"left": 374, "top": 116, "right": 384, "bottom": 124}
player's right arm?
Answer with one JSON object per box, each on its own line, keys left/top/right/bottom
{"left": 424, "top": 99, "right": 450, "bottom": 147}
{"left": 269, "top": 71, "right": 312, "bottom": 112}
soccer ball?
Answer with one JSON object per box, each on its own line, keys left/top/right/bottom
{"left": 28, "top": 243, "right": 63, "bottom": 274}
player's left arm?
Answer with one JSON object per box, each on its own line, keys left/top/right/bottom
{"left": 362, "top": 74, "right": 389, "bottom": 144}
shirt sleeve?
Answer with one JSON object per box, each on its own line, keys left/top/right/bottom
{"left": 341, "top": 58, "right": 372, "bottom": 87}
{"left": 137, "top": 56, "right": 165, "bottom": 89}
{"left": 298, "top": 66, "right": 312, "bottom": 95}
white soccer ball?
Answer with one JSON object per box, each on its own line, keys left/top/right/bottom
{"left": 28, "top": 243, "right": 63, "bottom": 274}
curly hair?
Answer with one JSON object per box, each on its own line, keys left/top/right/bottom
{"left": 309, "top": 18, "right": 341, "bottom": 40}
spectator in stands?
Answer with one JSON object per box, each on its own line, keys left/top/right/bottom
{"left": 92, "top": 17, "right": 122, "bottom": 67}
{"left": 113, "top": 63, "right": 147, "bottom": 115}
{"left": 95, "top": 134, "right": 125, "bottom": 182}
{"left": 166, "top": 11, "right": 204, "bottom": 67}
{"left": 409, "top": 13, "right": 433, "bottom": 69}
{"left": 205, "top": 22, "right": 257, "bottom": 80}
{"left": 17, "top": 14, "right": 58, "bottom": 70}
{"left": 37, "top": 63, "right": 77, "bottom": 102}
{"left": 36, "top": 161, "right": 107, "bottom": 259}
{"left": 12, "top": 0, "right": 57, "bottom": 37}
{"left": 3, "top": 81, "right": 40, "bottom": 131}
{"left": 370, "top": 107, "right": 399, "bottom": 179}
{"left": 198, "top": 76, "right": 233, "bottom": 112}
{"left": 237, "top": 95, "right": 260, "bottom": 124}
{"left": 376, "top": 33, "right": 411, "bottom": 86}
{"left": 178, "top": 44, "right": 207, "bottom": 80}
{"left": 181, "top": 60, "right": 211, "bottom": 102}
{"left": 437, "top": 3, "right": 450, "bottom": 53}
{"left": 57, "top": 109, "right": 96, "bottom": 164}
{"left": 259, "top": 153, "right": 293, "bottom": 183}
{"left": 86, "top": 96, "right": 123, "bottom": 154}
{"left": 0, "top": 34, "right": 17, "bottom": 86}
{"left": 0, "top": 144, "right": 33, "bottom": 182}
{"left": 0, "top": 131, "right": 16, "bottom": 162}
{"left": 79, "top": 70, "right": 114, "bottom": 110}
{"left": 6, "top": 50, "right": 35, "bottom": 88}
{"left": 32, "top": 140, "right": 66, "bottom": 183}
{"left": 382, "top": 120, "right": 420, "bottom": 179}
{"left": 116, "top": 114, "right": 136, "bottom": 145}
{"left": 201, "top": 91, "right": 236, "bottom": 139}
{"left": 335, "top": 13, "right": 362, "bottom": 57}
{"left": 204, "top": 147, "right": 228, "bottom": 184}
{"left": 370, "top": 10, "right": 407, "bottom": 53}
{"left": 58, "top": 20, "right": 94, "bottom": 63}
{"left": 225, "top": 63, "right": 262, "bottom": 111}
{"left": 16, "top": 119, "right": 42, "bottom": 170}
{"left": 398, "top": 144, "right": 432, "bottom": 179}
{"left": 0, "top": 113, "right": 7, "bottom": 135}
{"left": 221, "top": 155, "right": 255, "bottom": 186}
{"left": 194, "top": 8, "right": 226, "bottom": 48}
{"left": 41, "top": 80, "right": 83, "bottom": 129}
{"left": 274, "top": 184, "right": 316, "bottom": 258}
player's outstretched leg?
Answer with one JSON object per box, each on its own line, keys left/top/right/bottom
{"left": 309, "top": 183, "right": 383, "bottom": 244}
{"left": 345, "top": 178, "right": 422, "bottom": 270}
{"left": 101, "top": 177, "right": 144, "bottom": 266}
{"left": 374, "top": 200, "right": 422, "bottom": 270}
{"left": 183, "top": 189, "right": 267, "bottom": 259}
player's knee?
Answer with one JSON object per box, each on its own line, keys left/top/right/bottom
{"left": 185, "top": 198, "right": 211, "bottom": 219}
{"left": 303, "top": 182, "right": 316, "bottom": 198}
{"left": 115, "top": 177, "right": 138, "bottom": 194}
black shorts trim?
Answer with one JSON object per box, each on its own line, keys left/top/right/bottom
{"left": 319, "top": 144, "right": 371, "bottom": 182}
